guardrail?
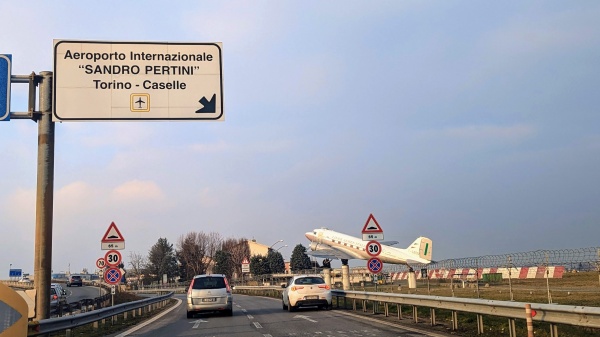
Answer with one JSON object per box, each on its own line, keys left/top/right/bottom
{"left": 28, "top": 291, "right": 174, "bottom": 336}
{"left": 233, "top": 286, "right": 600, "bottom": 336}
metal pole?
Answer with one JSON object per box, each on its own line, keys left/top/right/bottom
{"left": 34, "top": 71, "right": 55, "bottom": 322}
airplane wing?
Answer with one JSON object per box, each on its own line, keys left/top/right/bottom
{"left": 379, "top": 241, "right": 399, "bottom": 246}
{"left": 306, "top": 248, "right": 355, "bottom": 260}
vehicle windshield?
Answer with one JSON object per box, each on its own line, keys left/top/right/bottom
{"left": 294, "top": 277, "right": 325, "bottom": 285}
{"left": 192, "top": 277, "right": 226, "bottom": 290}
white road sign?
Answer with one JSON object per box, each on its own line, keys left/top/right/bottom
{"left": 53, "top": 40, "right": 223, "bottom": 121}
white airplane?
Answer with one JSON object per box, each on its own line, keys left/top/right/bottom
{"left": 305, "top": 228, "right": 433, "bottom": 266}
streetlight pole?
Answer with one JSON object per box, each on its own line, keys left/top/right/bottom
{"left": 269, "top": 240, "right": 284, "bottom": 249}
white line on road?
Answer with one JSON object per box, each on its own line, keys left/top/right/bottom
{"left": 115, "top": 298, "right": 182, "bottom": 337}
{"left": 247, "top": 314, "right": 254, "bottom": 319}
{"left": 253, "top": 322, "right": 263, "bottom": 328}
{"left": 293, "top": 314, "right": 317, "bottom": 323}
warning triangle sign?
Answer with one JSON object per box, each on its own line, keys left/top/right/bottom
{"left": 241, "top": 257, "right": 250, "bottom": 265}
{"left": 362, "top": 214, "right": 383, "bottom": 233}
{"left": 102, "top": 222, "right": 125, "bottom": 242}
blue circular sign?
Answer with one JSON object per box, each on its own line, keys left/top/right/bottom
{"left": 104, "top": 267, "right": 122, "bottom": 285}
{"left": 367, "top": 257, "right": 383, "bottom": 274}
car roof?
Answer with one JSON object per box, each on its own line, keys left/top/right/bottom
{"left": 291, "top": 274, "right": 323, "bottom": 279}
{"left": 192, "top": 274, "right": 227, "bottom": 279}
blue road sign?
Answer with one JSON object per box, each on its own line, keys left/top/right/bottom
{"left": 0, "top": 54, "right": 11, "bottom": 121}
{"left": 367, "top": 257, "right": 383, "bottom": 274}
{"left": 104, "top": 267, "right": 122, "bottom": 285}
{"left": 9, "top": 269, "right": 22, "bottom": 278}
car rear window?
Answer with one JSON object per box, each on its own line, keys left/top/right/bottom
{"left": 50, "top": 288, "right": 57, "bottom": 295}
{"left": 192, "top": 277, "right": 226, "bottom": 290}
{"left": 294, "top": 277, "right": 325, "bottom": 285}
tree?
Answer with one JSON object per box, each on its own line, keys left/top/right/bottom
{"left": 222, "top": 238, "right": 250, "bottom": 279}
{"left": 290, "top": 244, "right": 312, "bottom": 272}
{"left": 176, "top": 231, "right": 223, "bottom": 280}
{"left": 250, "top": 255, "right": 270, "bottom": 276}
{"left": 267, "top": 249, "right": 285, "bottom": 274}
{"left": 213, "top": 250, "right": 233, "bottom": 279}
{"left": 128, "top": 251, "right": 146, "bottom": 284}
{"left": 146, "top": 238, "right": 179, "bottom": 283}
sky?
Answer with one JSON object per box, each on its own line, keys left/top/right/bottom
{"left": 1, "top": 1, "right": 600, "bottom": 277}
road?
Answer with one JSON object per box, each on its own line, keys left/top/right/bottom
{"left": 109, "top": 294, "right": 450, "bottom": 337}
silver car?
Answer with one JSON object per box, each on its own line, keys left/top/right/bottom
{"left": 186, "top": 274, "right": 233, "bottom": 318}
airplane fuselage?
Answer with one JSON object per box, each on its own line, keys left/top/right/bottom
{"left": 306, "top": 228, "right": 430, "bottom": 265}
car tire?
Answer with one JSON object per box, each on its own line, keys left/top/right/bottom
{"left": 225, "top": 309, "right": 233, "bottom": 316}
{"left": 282, "top": 300, "right": 288, "bottom": 310}
{"left": 287, "top": 298, "right": 295, "bottom": 312}
{"left": 186, "top": 311, "right": 193, "bottom": 319}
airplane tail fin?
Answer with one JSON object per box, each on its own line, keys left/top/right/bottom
{"left": 407, "top": 237, "right": 433, "bottom": 262}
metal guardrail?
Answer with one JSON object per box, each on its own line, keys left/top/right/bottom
{"left": 233, "top": 286, "right": 600, "bottom": 335}
{"left": 332, "top": 290, "right": 600, "bottom": 335}
{"left": 28, "top": 291, "right": 174, "bottom": 336}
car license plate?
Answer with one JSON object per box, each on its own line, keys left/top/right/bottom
{"left": 305, "top": 295, "right": 318, "bottom": 300}
{"left": 202, "top": 298, "right": 217, "bottom": 302}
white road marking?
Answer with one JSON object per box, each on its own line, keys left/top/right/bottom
{"left": 114, "top": 298, "right": 182, "bottom": 337}
{"left": 190, "top": 319, "right": 208, "bottom": 329}
{"left": 247, "top": 314, "right": 254, "bottom": 319}
{"left": 253, "top": 321, "right": 263, "bottom": 328}
{"left": 293, "top": 314, "right": 318, "bottom": 322}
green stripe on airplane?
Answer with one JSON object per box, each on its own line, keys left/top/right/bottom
{"left": 424, "top": 243, "right": 429, "bottom": 256}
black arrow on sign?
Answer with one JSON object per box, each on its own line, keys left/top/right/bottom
{"left": 196, "top": 94, "right": 216, "bottom": 113}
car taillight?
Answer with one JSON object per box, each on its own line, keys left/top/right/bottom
{"left": 188, "top": 282, "right": 193, "bottom": 295}
{"left": 291, "top": 286, "right": 304, "bottom": 291}
{"left": 318, "top": 285, "right": 330, "bottom": 290}
{"left": 52, "top": 295, "right": 57, "bottom": 300}
{"left": 224, "top": 278, "right": 231, "bottom": 293}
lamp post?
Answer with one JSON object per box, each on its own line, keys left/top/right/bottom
{"left": 9, "top": 263, "right": 12, "bottom": 280}
{"left": 269, "top": 240, "right": 284, "bottom": 249}
{"left": 275, "top": 244, "right": 288, "bottom": 252}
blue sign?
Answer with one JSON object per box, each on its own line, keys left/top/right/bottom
{"left": 367, "top": 257, "right": 383, "bottom": 274}
{"left": 0, "top": 54, "right": 11, "bottom": 121}
{"left": 9, "top": 269, "right": 22, "bottom": 278}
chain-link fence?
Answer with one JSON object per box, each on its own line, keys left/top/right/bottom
{"left": 385, "top": 247, "right": 600, "bottom": 273}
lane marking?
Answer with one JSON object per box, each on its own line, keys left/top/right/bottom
{"left": 294, "top": 314, "right": 317, "bottom": 323}
{"left": 247, "top": 314, "right": 254, "bottom": 319}
{"left": 336, "top": 310, "right": 451, "bottom": 337}
{"left": 190, "top": 319, "right": 208, "bottom": 329}
{"left": 253, "top": 322, "right": 263, "bottom": 328}
{"left": 115, "top": 298, "right": 182, "bottom": 337}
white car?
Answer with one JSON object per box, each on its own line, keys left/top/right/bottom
{"left": 282, "top": 275, "right": 332, "bottom": 311}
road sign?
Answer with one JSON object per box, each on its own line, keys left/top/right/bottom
{"left": 367, "top": 257, "right": 383, "bottom": 274}
{"left": 101, "top": 221, "right": 125, "bottom": 250}
{"left": 8, "top": 269, "right": 22, "bottom": 278}
{"left": 53, "top": 40, "right": 223, "bottom": 122}
{"left": 96, "top": 258, "right": 106, "bottom": 269}
{"left": 104, "top": 250, "right": 122, "bottom": 267}
{"left": 104, "top": 267, "right": 122, "bottom": 285}
{"left": 0, "top": 282, "right": 28, "bottom": 335}
{"left": 365, "top": 240, "right": 382, "bottom": 257}
{"left": 362, "top": 213, "right": 384, "bottom": 240}
{"left": 241, "top": 257, "right": 250, "bottom": 273}
{"left": 0, "top": 54, "right": 11, "bottom": 121}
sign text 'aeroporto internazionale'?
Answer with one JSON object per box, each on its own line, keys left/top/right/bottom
{"left": 64, "top": 50, "right": 214, "bottom": 90}
{"left": 53, "top": 40, "right": 223, "bottom": 121}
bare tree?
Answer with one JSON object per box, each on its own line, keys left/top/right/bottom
{"left": 177, "top": 232, "right": 207, "bottom": 280}
{"left": 222, "top": 238, "right": 250, "bottom": 279}
{"left": 128, "top": 251, "right": 146, "bottom": 285}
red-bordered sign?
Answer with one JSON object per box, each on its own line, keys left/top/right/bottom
{"left": 101, "top": 222, "right": 125, "bottom": 250}
{"left": 96, "top": 258, "right": 106, "bottom": 269}
{"left": 104, "top": 250, "right": 122, "bottom": 267}
{"left": 367, "top": 257, "right": 383, "bottom": 274}
{"left": 104, "top": 267, "right": 122, "bottom": 285}
{"left": 366, "top": 240, "right": 382, "bottom": 257}
{"left": 362, "top": 214, "right": 384, "bottom": 240}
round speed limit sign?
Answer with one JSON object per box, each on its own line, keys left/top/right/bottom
{"left": 366, "top": 240, "right": 382, "bottom": 257}
{"left": 96, "top": 258, "right": 106, "bottom": 269}
{"left": 105, "top": 250, "right": 122, "bottom": 267}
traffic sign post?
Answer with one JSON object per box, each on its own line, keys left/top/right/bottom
{"left": 104, "top": 267, "right": 122, "bottom": 285}
{"left": 96, "top": 258, "right": 106, "bottom": 269}
{"left": 0, "top": 54, "right": 11, "bottom": 121}
{"left": 104, "top": 250, "right": 122, "bottom": 267}
{"left": 367, "top": 257, "right": 383, "bottom": 274}
{"left": 53, "top": 40, "right": 223, "bottom": 121}
{"left": 101, "top": 222, "right": 126, "bottom": 250}
{"left": 362, "top": 213, "right": 384, "bottom": 240}
{"left": 366, "top": 240, "right": 382, "bottom": 257}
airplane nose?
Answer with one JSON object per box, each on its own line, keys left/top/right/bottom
{"left": 305, "top": 232, "right": 315, "bottom": 241}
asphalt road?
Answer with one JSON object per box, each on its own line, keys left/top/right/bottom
{"left": 109, "top": 294, "right": 451, "bottom": 337}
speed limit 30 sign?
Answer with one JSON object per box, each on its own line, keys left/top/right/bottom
{"left": 366, "top": 240, "right": 382, "bottom": 257}
{"left": 105, "top": 250, "right": 122, "bottom": 267}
